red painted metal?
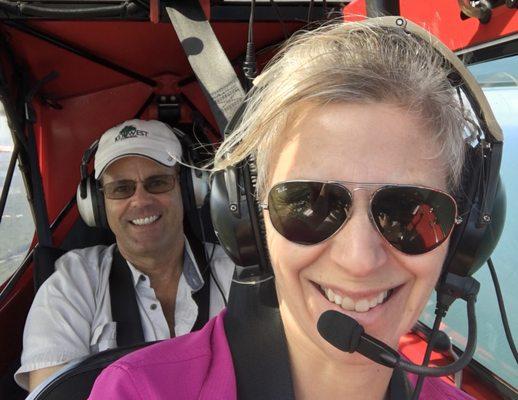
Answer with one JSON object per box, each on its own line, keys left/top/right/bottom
{"left": 150, "top": 0, "right": 160, "bottom": 24}
{"left": 345, "top": 1, "right": 518, "bottom": 51}
{"left": 399, "top": 0, "right": 518, "bottom": 52}
{"left": 343, "top": 0, "right": 367, "bottom": 19}
{"left": 400, "top": 332, "right": 503, "bottom": 400}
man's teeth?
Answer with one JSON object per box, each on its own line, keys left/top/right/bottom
{"left": 322, "top": 287, "right": 390, "bottom": 313}
{"left": 131, "top": 215, "right": 159, "bottom": 226}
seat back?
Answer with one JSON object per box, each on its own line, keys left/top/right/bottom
{"left": 33, "top": 218, "right": 115, "bottom": 290}
{"left": 59, "top": 218, "right": 115, "bottom": 252}
{"left": 32, "top": 247, "right": 66, "bottom": 290}
{"left": 27, "top": 342, "right": 156, "bottom": 400}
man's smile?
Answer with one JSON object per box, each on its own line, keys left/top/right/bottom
{"left": 130, "top": 214, "right": 161, "bottom": 226}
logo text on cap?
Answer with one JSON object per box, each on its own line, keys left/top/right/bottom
{"left": 115, "top": 125, "right": 149, "bottom": 142}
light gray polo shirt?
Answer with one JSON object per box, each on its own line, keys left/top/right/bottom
{"left": 14, "top": 239, "right": 234, "bottom": 390}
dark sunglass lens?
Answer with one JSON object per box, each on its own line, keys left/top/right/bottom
{"left": 144, "top": 175, "right": 176, "bottom": 194}
{"left": 103, "top": 180, "right": 136, "bottom": 199}
{"left": 371, "top": 186, "right": 456, "bottom": 254}
{"left": 268, "top": 181, "right": 351, "bottom": 245}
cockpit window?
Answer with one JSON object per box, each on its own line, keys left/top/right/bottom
{"left": 420, "top": 54, "right": 518, "bottom": 388}
{"left": 0, "top": 104, "right": 35, "bottom": 286}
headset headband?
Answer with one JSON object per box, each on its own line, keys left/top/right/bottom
{"left": 210, "top": 16, "right": 505, "bottom": 279}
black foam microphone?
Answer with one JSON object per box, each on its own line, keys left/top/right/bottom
{"left": 317, "top": 308, "right": 477, "bottom": 377}
{"left": 317, "top": 310, "right": 400, "bottom": 368}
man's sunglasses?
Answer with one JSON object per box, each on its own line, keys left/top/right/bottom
{"left": 260, "top": 180, "right": 461, "bottom": 255}
{"left": 100, "top": 174, "right": 177, "bottom": 200}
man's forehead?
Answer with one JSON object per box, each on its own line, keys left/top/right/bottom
{"left": 101, "top": 155, "right": 175, "bottom": 181}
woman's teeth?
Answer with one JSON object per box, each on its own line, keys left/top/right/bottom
{"left": 321, "top": 286, "right": 392, "bottom": 313}
{"left": 131, "top": 215, "right": 159, "bottom": 226}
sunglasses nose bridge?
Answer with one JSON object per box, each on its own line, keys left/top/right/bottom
{"left": 348, "top": 187, "right": 372, "bottom": 216}
{"left": 339, "top": 187, "right": 387, "bottom": 247}
{"left": 330, "top": 185, "right": 380, "bottom": 236}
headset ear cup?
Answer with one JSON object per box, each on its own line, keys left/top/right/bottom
{"left": 443, "top": 143, "right": 506, "bottom": 277}
{"left": 444, "top": 175, "right": 506, "bottom": 277}
{"left": 77, "top": 176, "right": 98, "bottom": 227}
{"left": 179, "top": 165, "right": 209, "bottom": 212}
{"left": 210, "top": 160, "right": 270, "bottom": 274}
{"left": 210, "top": 169, "right": 259, "bottom": 266}
{"left": 76, "top": 176, "right": 107, "bottom": 229}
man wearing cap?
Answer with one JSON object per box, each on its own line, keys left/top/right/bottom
{"left": 15, "top": 119, "right": 235, "bottom": 392}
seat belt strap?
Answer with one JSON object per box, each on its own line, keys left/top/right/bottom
{"left": 185, "top": 227, "right": 211, "bottom": 331}
{"left": 109, "top": 247, "right": 145, "bottom": 347}
{"left": 166, "top": 1, "right": 245, "bottom": 133}
{"left": 192, "top": 271, "right": 210, "bottom": 331}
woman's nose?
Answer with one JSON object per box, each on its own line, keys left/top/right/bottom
{"left": 327, "top": 207, "right": 388, "bottom": 278}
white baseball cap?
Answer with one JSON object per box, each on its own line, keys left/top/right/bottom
{"left": 94, "top": 119, "right": 182, "bottom": 179}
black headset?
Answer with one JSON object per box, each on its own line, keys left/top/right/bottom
{"left": 76, "top": 125, "right": 214, "bottom": 242}
{"left": 210, "top": 100, "right": 272, "bottom": 281}
{"left": 209, "top": 17, "right": 506, "bottom": 281}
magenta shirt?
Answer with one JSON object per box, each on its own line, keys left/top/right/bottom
{"left": 89, "top": 311, "right": 474, "bottom": 400}
{"left": 88, "top": 312, "right": 236, "bottom": 400}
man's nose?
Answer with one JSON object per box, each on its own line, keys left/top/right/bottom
{"left": 327, "top": 207, "right": 388, "bottom": 278}
{"left": 130, "top": 182, "right": 154, "bottom": 203}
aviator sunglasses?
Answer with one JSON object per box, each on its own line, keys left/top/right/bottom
{"left": 260, "top": 180, "right": 461, "bottom": 255}
{"left": 100, "top": 174, "right": 177, "bottom": 200}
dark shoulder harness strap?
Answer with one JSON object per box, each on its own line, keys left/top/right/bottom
{"left": 224, "top": 279, "right": 295, "bottom": 400}
{"left": 186, "top": 225, "right": 211, "bottom": 331}
{"left": 224, "top": 279, "right": 411, "bottom": 399}
{"left": 109, "top": 247, "right": 145, "bottom": 346}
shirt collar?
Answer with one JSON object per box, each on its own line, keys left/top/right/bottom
{"left": 123, "top": 235, "right": 205, "bottom": 291}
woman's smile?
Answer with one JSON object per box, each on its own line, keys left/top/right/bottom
{"left": 306, "top": 278, "right": 407, "bottom": 333}
{"left": 319, "top": 284, "right": 396, "bottom": 313}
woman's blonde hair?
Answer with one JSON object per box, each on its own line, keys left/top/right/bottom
{"left": 213, "top": 20, "right": 470, "bottom": 199}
